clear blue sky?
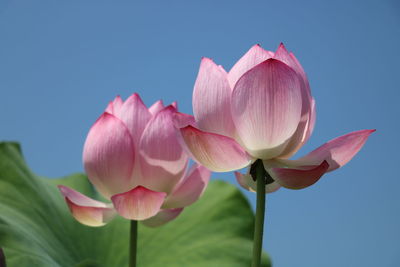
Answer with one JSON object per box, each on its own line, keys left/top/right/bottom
{"left": 0, "top": 0, "right": 399, "bottom": 266}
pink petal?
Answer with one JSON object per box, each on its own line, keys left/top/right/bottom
{"left": 142, "top": 208, "right": 184, "bottom": 227}
{"left": 269, "top": 44, "right": 315, "bottom": 159}
{"left": 268, "top": 161, "right": 329, "bottom": 189}
{"left": 231, "top": 58, "right": 303, "bottom": 159}
{"left": 117, "top": 93, "right": 152, "bottom": 148}
{"left": 275, "top": 45, "right": 313, "bottom": 120}
{"left": 171, "top": 101, "right": 178, "bottom": 109}
{"left": 304, "top": 98, "right": 316, "bottom": 143}
{"left": 180, "top": 126, "right": 251, "bottom": 172}
{"left": 290, "top": 129, "right": 376, "bottom": 171}
{"left": 105, "top": 101, "right": 114, "bottom": 114}
{"left": 83, "top": 113, "right": 135, "bottom": 199}
{"left": 273, "top": 43, "right": 306, "bottom": 78}
{"left": 111, "top": 186, "right": 167, "bottom": 220}
{"left": 278, "top": 98, "right": 316, "bottom": 158}
{"left": 228, "top": 44, "right": 274, "bottom": 88}
{"left": 193, "top": 57, "right": 236, "bottom": 137}
{"left": 274, "top": 44, "right": 313, "bottom": 108}
{"left": 234, "top": 172, "right": 281, "bottom": 193}
{"left": 173, "top": 112, "right": 196, "bottom": 129}
{"left": 149, "top": 100, "right": 164, "bottom": 115}
{"left": 163, "top": 164, "right": 211, "bottom": 209}
{"left": 111, "top": 95, "right": 123, "bottom": 116}
{"left": 139, "top": 106, "right": 189, "bottom": 193}
{"left": 58, "top": 185, "right": 116, "bottom": 227}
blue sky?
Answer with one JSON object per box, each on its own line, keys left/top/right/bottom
{"left": 0, "top": 0, "right": 399, "bottom": 266}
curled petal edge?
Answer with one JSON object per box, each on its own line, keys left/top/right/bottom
{"left": 180, "top": 125, "right": 251, "bottom": 172}
{"left": 58, "top": 185, "right": 116, "bottom": 227}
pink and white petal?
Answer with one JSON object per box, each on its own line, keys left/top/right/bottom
{"left": 273, "top": 43, "right": 305, "bottom": 77}
{"left": 228, "top": 44, "right": 274, "bottom": 88}
{"left": 171, "top": 101, "right": 178, "bottom": 109}
{"left": 111, "top": 186, "right": 167, "bottom": 220}
{"left": 231, "top": 58, "right": 303, "bottom": 159}
{"left": 268, "top": 161, "right": 329, "bottom": 190}
{"left": 234, "top": 172, "right": 281, "bottom": 193}
{"left": 193, "top": 58, "right": 236, "bottom": 137}
{"left": 118, "top": 93, "right": 152, "bottom": 148}
{"left": 142, "top": 208, "right": 184, "bottom": 227}
{"left": 274, "top": 43, "right": 312, "bottom": 112}
{"left": 149, "top": 100, "right": 164, "bottom": 115}
{"left": 58, "top": 185, "right": 116, "bottom": 227}
{"left": 111, "top": 96, "right": 123, "bottom": 116}
{"left": 163, "top": 164, "right": 210, "bottom": 209}
{"left": 83, "top": 113, "right": 135, "bottom": 199}
{"left": 278, "top": 99, "right": 316, "bottom": 159}
{"left": 105, "top": 101, "right": 114, "bottom": 114}
{"left": 139, "top": 106, "right": 189, "bottom": 193}
{"left": 303, "top": 98, "right": 316, "bottom": 144}
{"left": 180, "top": 126, "right": 251, "bottom": 172}
{"left": 265, "top": 181, "right": 281, "bottom": 193}
{"left": 293, "top": 129, "right": 376, "bottom": 171}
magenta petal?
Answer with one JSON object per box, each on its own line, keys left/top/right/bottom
{"left": 296, "top": 129, "right": 376, "bottom": 171}
{"left": 118, "top": 93, "right": 152, "bottom": 148}
{"left": 235, "top": 172, "right": 281, "bottom": 193}
{"left": 149, "top": 100, "right": 164, "bottom": 115}
{"left": 58, "top": 185, "right": 116, "bottom": 227}
{"left": 139, "top": 106, "right": 188, "bottom": 193}
{"left": 83, "top": 113, "right": 135, "bottom": 199}
{"left": 193, "top": 58, "right": 236, "bottom": 137}
{"left": 163, "top": 164, "right": 211, "bottom": 209}
{"left": 111, "top": 186, "right": 167, "bottom": 220}
{"left": 231, "top": 58, "right": 303, "bottom": 159}
{"left": 269, "top": 161, "right": 329, "bottom": 189}
{"left": 142, "top": 208, "right": 184, "bottom": 227}
{"left": 180, "top": 126, "right": 251, "bottom": 172}
{"left": 228, "top": 44, "right": 274, "bottom": 88}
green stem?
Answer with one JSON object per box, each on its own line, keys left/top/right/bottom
{"left": 251, "top": 160, "right": 266, "bottom": 267}
{"left": 130, "top": 220, "right": 137, "bottom": 267}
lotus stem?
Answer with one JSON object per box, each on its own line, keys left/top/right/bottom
{"left": 251, "top": 159, "right": 266, "bottom": 267}
{"left": 130, "top": 220, "right": 137, "bottom": 267}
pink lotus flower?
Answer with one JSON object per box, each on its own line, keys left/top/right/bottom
{"left": 59, "top": 94, "right": 210, "bottom": 227}
{"left": 180, "top": 44, "right": 374, "bottom": 193}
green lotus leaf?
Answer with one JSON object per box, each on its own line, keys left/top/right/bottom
{"left": 0, "top": 142, "right": 270, "bottom": 266}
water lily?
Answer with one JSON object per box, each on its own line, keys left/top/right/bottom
{"left": 180, "top": 44, "right": 374, "bottom": 192}
{"left": 59, "top": 94, "right": 210, "bottom": 227}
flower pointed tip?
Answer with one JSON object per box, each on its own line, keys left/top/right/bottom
{"left": 278, "top": 42, "right": 287, "bottom": 50}
{"left": 57, "top": 185, "right": 68, "bottom": 194}
{"left": 164, "top": 104, "right": 177, "bottom": 112}
{"left": 201, "top": 56, "right": 213, "bottom": 62}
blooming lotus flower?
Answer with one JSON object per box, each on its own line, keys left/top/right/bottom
{"left": 59, "top": 94, "right": 210, "bottom": 227}
{"left": 180, "top": 44, "right": 374, "bottom": 192}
